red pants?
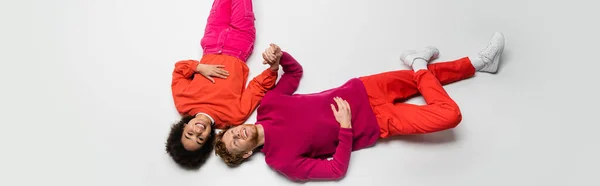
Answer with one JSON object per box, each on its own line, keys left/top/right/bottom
{"left": 200, "top": 0, "right": 256, "bottom": 62}
{"left": 359, "top": 57, "right": 476, "bottom": 138}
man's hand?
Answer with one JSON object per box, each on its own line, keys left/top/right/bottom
{"left": 330, "top": 97, "right": 352, "bottom": 129}
{"left": 196, "top": 63, "right": 229, "bottom": 83}
{"left": 262, "top": 43, "right": 283, "bottom": 71}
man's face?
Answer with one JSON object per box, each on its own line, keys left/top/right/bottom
{"left": 181, "top": 115, "right": 212, "bottom": 151}
{"left": 221, "top": 124, "right": 259, "bottom": 157}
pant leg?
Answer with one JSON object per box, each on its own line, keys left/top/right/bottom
{"left": 201, "top": 0, "right": 232, "bottom": 52}
{"left": 359, "top": 57, "right": 476, "bottom": 138}
{"left": 218, "top": 0, "right": 256, "bottom": 62}
{"left": 359, "top": 57, "right": 475, "bottom": 106}
{"left": 428, "top": 57, "right": 476, "bottom": 85}
{"left": 359, "top": 69, "right": 419, "bottom": 107}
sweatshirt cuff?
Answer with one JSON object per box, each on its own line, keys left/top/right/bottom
{"left": 339, "top": 128, "right": 353, "bottom": 137}
{"left": 263, "top": 68, "right": 278, "bottom": 77}
{"left": 185, "top": 60, "right": 200, "bottom": 77}
{"left": 338, "top": 128, "right": 353, "bottom": 150}
{"left": 281, "top": 51, "right": 291, "bottom": 60}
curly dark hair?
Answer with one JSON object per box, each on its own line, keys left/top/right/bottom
{"left": 165, "top": 115, "right": 216, "bottom": 169}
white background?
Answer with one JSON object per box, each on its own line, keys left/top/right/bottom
{"left": 1, "top": 0, "right": 598, "bottom": 186}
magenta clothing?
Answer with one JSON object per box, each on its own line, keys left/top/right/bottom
{"left": 257, "top": 52, "right": 380, "bottom": 181}
{"left": 200, "top": 0, "right": 256, "bottom": 62}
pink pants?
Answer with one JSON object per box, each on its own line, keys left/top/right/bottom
{"left": 200, "top": 0, "right": 256, "bottom": 62}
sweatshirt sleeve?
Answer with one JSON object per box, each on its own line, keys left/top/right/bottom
{"left": 238, "top": 68, "right": 278, "bottom": 123}
{"left": 280, "top": 129, "right": 353, "bottom": 181}
{"left": 171, "top": 60, "right": 199, "bottom": 95}
{"left": 271, "top": 52, "right": 303, "bottom": 95}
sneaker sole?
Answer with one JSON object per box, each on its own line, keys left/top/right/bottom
{"left": 488, "top": 33, "right": 505, "bottom": 73}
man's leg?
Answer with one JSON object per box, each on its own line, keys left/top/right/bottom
{"left": 469, "top": 32, "right": 506, "bottom": 73}
{"left": 363, "top": 33, "right": 506, "bottom": 137}
{"left": 376, "top": 31, "right": 506, "bottom": 101}
{"left": 360, "top": 57, "right": 473, "bottom": 137}
{"left": 401, "top": 32, "right": 506, "bottom": 74}
{"left": 372, "top": 70, "right": 463, "bottom": 137}
{"left": 221, "top": 0, "right": 256, "bottom": 62}
{"left": 360, "top": 57, "right": 476, "bottom": 107}
{"left": 201, "top": 0, "right": 232, "bottom": 52}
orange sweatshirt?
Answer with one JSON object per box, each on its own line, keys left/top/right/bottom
{"left": 171, "top": 54, "right": 278, "bottom": 129}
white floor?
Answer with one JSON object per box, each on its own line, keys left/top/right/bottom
{"left": 1, "top": 0, "right": 599, "bottom": 185}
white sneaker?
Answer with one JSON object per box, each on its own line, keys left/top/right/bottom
{"left": 400, "top": 46, "right": 440, "bottom": 68}
{"left": 478, "top": 32, "right": 506, "bottom": 73}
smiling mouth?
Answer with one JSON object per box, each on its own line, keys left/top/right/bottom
{"left": 195, "top": 123, "right": 205, "bottom": 130}
{"left": 243, "top": 128, "right": 248, "bottom": 139}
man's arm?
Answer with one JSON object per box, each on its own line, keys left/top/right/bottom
{"left": 280, "top": 129, "right": 353, "bottom": 181}
{"left": 271, "top": 52, "right": 303, "bottom": 95}
{"left": 278, "top": 97, "right": 354, "bottom": 181}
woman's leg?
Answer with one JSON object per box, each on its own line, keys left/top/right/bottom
{"left": 200, "top": 0, "right": 256, "bottom": 62}
{"left": 201, "top": 0, "right": 232, "bottom": 53}
{"left": 221, "top": 0, "right": 256, "bottom": 62}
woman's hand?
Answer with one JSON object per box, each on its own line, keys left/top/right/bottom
{"left": 196, "top": 63, "right": 229, "bottom": 83}
{"left": 262, "top": 43, "right": 283, "bottom": 71}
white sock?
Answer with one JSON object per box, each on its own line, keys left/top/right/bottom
{"left": 469, "top": 56, "right": 486, "bottom": 71}
{"left": 412, "top": 58, "right": 428, "bottom": 72}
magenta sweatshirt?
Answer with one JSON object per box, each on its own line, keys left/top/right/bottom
{"left": 256, "top": 52, "right": 380, "bottom": 181}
